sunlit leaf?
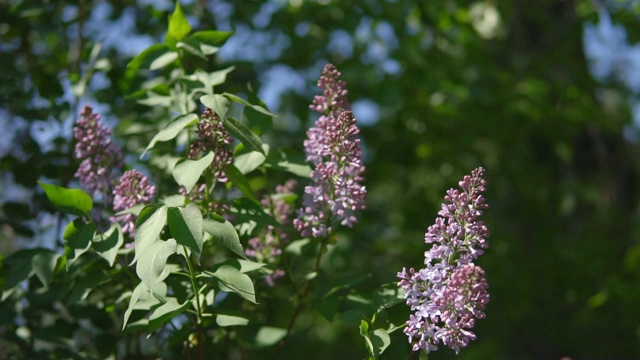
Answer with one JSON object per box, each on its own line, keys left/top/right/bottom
{"left": 216, "top": 314, "right": 249, "bottom": 327}
{"left": 172, "top": 151, "right": 214, "bottom": 192}
{"left": 203, "top": 216, "right": 245, "bottom": 258}
{"left": 132, "top": 205, "right": 168, "bottom": 265}
{"left": 165, "top": 2, "right": 191, "bottom": 47}
{"left": 136, "top": 238, "right": 177, "bottom": 291}
{"left": 123, "top": 282, "right": 167, "bottom": 330}
{"left": 208, "top": 265, "right": 256, "bottom": 303}
{"left": 167, "top": 204, "right": 203, "bottom": 257}
{"left": 148, "top": 296, "right": 190, "bottom": 333}
{"left": 200, "top": 94, "right": 230, "bottom": 120}
{"left": 372, "top": 328, "right": 391, "bottom": 356}
{"left": 92, "top": 224, "right": 124, "bottom": 266}
{"left": 38, "top": 181, "right": 92, "bottom": 217}
{"left": 234, "top": 150, "right": 267, "bottom": 174}
{"left": 255, "top": 327, "right": 287, "bottom": 347}
{"left": 189, "top": 30, "right": 234, "bottom": 46}
{"left": 211, "top": 258, "right": 267, "bottom": 273}
{"left": 143, "top": 113, "right": 198, "bottom": 157}
{"left": 150, "top": 51, "right": 178, "bottom": 70}
{"left": 223, "top": 92, "right": 276, "bottom": 117}
{"left": 223, "top": 117, "right": 264, "bottom": 154}
{"left": 127, "top": 44, "right": 171, "bottom": 70}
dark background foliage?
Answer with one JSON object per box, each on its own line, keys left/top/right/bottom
{"left": 2, "top": 0, "right": 640, "bottom": 359}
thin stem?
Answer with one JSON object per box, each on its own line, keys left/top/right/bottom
{"left": 184, "top": 246, "right": 205, "bottom": 360}
{"left": 272, "top": 237, "right": 327, "bottom": 360}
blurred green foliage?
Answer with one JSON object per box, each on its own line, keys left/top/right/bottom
{"left": 1, "top": 0, "right": 640, "bottom": 359}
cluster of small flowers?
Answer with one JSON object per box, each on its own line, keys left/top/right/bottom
{"left": 189, "top": 108, "right": 233, "bottom": 182}
{"left": 111, "top": 170, "right": 157, "bottom": 238}
{"left": 397, "top": 167, "right": 490, "bottom": 355}
{"left": 293, "top": 64, "right": 366, "bottom": 238}
{"left": 181, "top": 108, "right": 234, "bottom": 213}
{"left": 73, "top": 106, "right": 123, "bottom": 199}
{"left": 245, "top": 179, "right": 297, "bottom": 286}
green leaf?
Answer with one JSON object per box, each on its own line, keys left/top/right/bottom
{"left": 223, "top": 117, "right": 264, "bottom": 154}
{"left": 136, "top": 238, "right": 177, "bottom": 291}
{"left": 123, "top": 282, "right": 167, "bottom": 330}
{"left": 115, "top": 203, "right": 146, "bottom": 217}
{"left": 216, "top": 314, "right": 249, "bottom": 327}
{"left": 63, "top": 219, "right": 95, "bottom": 268}
{"left": 229, "top": 197, "right": 279, "bottom": 236}
{"left": 38, "top": 181, "right": 93, "bottom": 217}
{"left": 200, "top": 94, "right": 230, "bottom": 120}
{"left": 172, "top": 151, "right": 214, "bottom": 192}
{"left": 359, "top": 320, "right": 375, "bottom": 357}
{"left": 266, "top": 151, "right": 312, "bottom": 178}
{"left": 1, "top": 249, "right": 56, "bottom": 301}
{"left": 374, "top": 283, "right": 404, "bottom": 312}
{"left": 167, "top": 204, "right": 203, "bottom": 257}
{"left": 206, "top": 66, "right": 235, "bottom": 88}
{"left": 150, "top": 51, "right": 178, "bottom": 70}
{"left": 148, "top": 296, "right": 190, "bottom": 333}
{"left": 165, "top": 2, "right": 191, "bottom": 48}
{"left": 223, "top": 92, "right": 276, "bottom": 117}
{"left": 234, "top": 149, "right": 267, "bottom": 174}
{"left": 203, "top": 217, "right": 244, "bottom": 258}
{"left": 283, "top": 239, "right": 312, "bottom": 256}
{"left": 177, "top": 39, "right": 217, "bottom": 59}
{"left": 132, "top": 205, "right": 168, "bottom": 265}
{"left": 371, "top": 328, "right": 391, "bottom": 357}
{"left": 211, "top": 258, "right": 267, "bottom": 273}
{"left": 208, "top": 265, "right": 256, "bottom": 303}
{"left": 160, "top": 194, "right": 186, "bottom": 207}
{"left": 127, "top": 44, "right": 175, "bottom": 70}
{"left": 224, "top": 164, "right": 258, "bottom": 203}
{"left": 92, "top": 224, "right": 124, "bottom": 266}
{"left": 31, "top": 251, "right": 57, "bottom": 289}
{"left": 255, "top": 327, "right": 287, "bottom": 347}
{"left": 189, "top": 30, "right": 234, "bottom": 46}
{"left": 143, "top": 113, "right": 198, "bottom": 157}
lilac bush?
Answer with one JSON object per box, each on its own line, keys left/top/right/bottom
{"left": 73, "top": 105, "right": 123, "bottom": 199}
{"left": 397, "top": 167, "right": 490, "bottom": 354}
{"left": 246, "top": 179, "right": 297, "bottom": 286}
{"left": 111, "top": 169, "right": 157, "bottom": 238}
{"left": 294, "top": 64, "right": 366, "bottom": 238}
{"left": 29, "top": 5, "right": 494, "bottom": 357}
{"left": 182, "top": 108, "right": 233, "bottom": 214}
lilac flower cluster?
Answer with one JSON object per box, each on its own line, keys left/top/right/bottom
{"left": 294, "top": 64, "right": 366, "bottom": 238}
{"left": 246, "top": 179, "right": 297, "bottom": 286}
{"left": 182, "top": 108, "right": 233, "bottom": 213}
{"left": 111, "top": 170, "right": 157, "bottom": 238}
{"left": 73, "top": 106, "right": 123, "bottom": 198}
{"left": 397, "top": 167, "right": 490, "bottom": 354}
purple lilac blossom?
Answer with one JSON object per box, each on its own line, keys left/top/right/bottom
{"left": 245, "top": 179, "right": 297, "bottom": 286}
{"left": 111, "top": 170, "right": 157, "bottom": 238}
{"left": 293, "top": 64, "right": 366, "bottom": 238}
{"left": 181, "top": 108, "right": 233, "bottom": 214}
{"left": 397, "top": 167, "right": 489, "bottom": 354}
{"left": 73, "top": 106, "right": 123, "bottom": 199}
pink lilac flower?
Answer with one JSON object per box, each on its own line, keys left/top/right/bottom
{"left": 181, "top": 108, "right": 233, "bottom": 214}
{"left": 397, "top": 167, "right": 489, "bottom": 355}
{"left": 294, "top": 64, "right": 366, "bottom": 238}
{"left": 73, "top": 106, "right": 123, "bottom": 199}
{"left": 111, "top": 170, "right": 157, "bottom": 238}
{"left": 246, "top": 179, "right": 297, "bottom": 286}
